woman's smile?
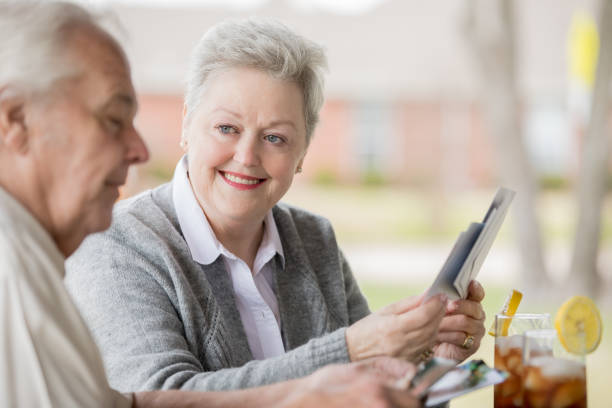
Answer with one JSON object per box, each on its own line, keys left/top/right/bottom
{"left": 219, "top": 170, "right": 267, "bottom": 190}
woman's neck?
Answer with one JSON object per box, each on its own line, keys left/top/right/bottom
{"left": 207, "top": 214, "right": 265, "bottom": 272}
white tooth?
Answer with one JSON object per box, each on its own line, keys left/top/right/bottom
{"left": 225, "top": 173, "right": 258, "bottom": 185}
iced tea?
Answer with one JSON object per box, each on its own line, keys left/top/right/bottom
{"left": 522, "top": 356, "right": 586, "bottom": 408}
{"left": 494, "top": 335, "right": 524, "bottom": 407}
{"left": 493, "top": 314, "right": 551, "bottom": 408}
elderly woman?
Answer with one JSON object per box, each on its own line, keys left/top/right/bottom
{"left": 66, "top": 18, "right": 485, "bottom": 393}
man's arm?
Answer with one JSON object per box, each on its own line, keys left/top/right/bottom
{"left": 133, "top": 358, "right": 422, "bottom": 408}
{"left": 133, "top": 386, "right": 296, "bottom": 408}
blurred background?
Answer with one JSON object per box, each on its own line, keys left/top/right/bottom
{"left": 82, "top": 0, "right": 611, "bottom": 406}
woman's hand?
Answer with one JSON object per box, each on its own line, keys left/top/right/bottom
{"left": 345, "top": 294, "right": 447, "bottom": 363}
{"left": 434, "top": 280, "right": 486, "bottom": 362}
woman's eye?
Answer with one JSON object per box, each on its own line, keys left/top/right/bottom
{"left": 218, "top": 125, "right": 236, "bottom": 134}
{"left": 264, "top": 134, "right": 283, "bottom": 144}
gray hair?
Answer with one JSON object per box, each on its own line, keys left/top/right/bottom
{"left": 184, "top": 18, "right": 328, "bottom": 144}
{"left": 0, "top": 1, "right": 106, "bottom": 95}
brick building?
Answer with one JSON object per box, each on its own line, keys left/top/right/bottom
{"left": 102, "top": 0, "right": 610, "bottom": 192}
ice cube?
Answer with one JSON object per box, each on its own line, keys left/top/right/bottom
{"left": 496, "top": 334, "right": 523, "bottom": 355}
{"left": 551, "top": 379, "right": 586, "bottom": 408}
{"left": 529, "top": 356, "right": 585, "bottom": 379}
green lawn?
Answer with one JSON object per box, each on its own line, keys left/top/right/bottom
{"left": 283, "top": 185, "right": 612, "bottom": 244}
{"left": 359, "top": 281, "right": 611, "bottom": 408}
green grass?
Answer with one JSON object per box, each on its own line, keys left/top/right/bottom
{"left": 358, "top": 281, "right": 612, "bottom": 408}
{"left": 283, "top": 185, "right": 612, "bottom": 245}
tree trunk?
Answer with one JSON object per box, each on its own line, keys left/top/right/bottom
{"left": 463, "top": 0, "right": 549, "bottom": 293}
{"left": 569, "top": 0, "right": 612, "bottom": 298}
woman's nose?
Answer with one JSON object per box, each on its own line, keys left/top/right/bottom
{"left": 233, "top": 135, "right": 260, "bottom": 167}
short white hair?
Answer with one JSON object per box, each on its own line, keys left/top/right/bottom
{"left": 0, "top": 1, "right": 104, "bottom": 95}
{"left": 184, "top": 18, "right": 328, "bottom": 144}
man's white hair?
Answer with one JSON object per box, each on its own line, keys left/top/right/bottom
{"left": 0, "top": 1, "right": 104, "bottom": 95}
{"left": 184, "top": 18, "right": 328, "bottom": 144}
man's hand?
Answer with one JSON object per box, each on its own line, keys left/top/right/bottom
{"left": 133, "top": 358, "right": 422, "bottom": 408}
{"left": 287, "top": 357, "right": 422, "bottom": 408}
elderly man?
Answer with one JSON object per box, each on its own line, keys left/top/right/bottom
{"left": 0, "top": 1, "right": 420, "bottom": 407}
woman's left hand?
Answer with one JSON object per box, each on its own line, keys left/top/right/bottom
{"left": 433, "top": 280, "right": 486, "bottom": 362}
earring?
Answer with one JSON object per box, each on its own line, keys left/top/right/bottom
{"left": 296, "top": 166, "right": 302, "bottom": 173}
{"left": 179, "top": 139, "right": 187, "bottom": 149}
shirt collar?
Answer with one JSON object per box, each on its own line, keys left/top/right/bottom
{"left": 0, "top": 186, "right": 66, "bottom": 275}
{"left": 172, "top": 155, "right": 284, "bottom": 270}
{"left": 257, "top": 210, "right": 285, "bottom": 271}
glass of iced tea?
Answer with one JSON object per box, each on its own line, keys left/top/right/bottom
{"left": 522, "top": 329, "right": 587, "bottom": 408}
{"left": 493, "top": 313, "right": 552, "bottom": 408}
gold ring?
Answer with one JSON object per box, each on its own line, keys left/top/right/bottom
{"left": 462, "top": 334, "right": 475, "bottom": 349}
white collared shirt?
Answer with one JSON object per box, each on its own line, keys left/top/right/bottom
{"left": 0, "top": 187, "right": 132, "bottom": 407}
{"left": 172, "top": 156, "right": 286, "bottom": 359}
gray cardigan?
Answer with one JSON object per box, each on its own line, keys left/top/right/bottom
{"left": 65, "top": 182, "right": 371, "bottom": 392}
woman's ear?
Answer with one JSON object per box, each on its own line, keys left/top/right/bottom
{"left": 295, "top": 157, "right": 304, "bottom": 174}
{"left": 180, "top": 105, "right": 189, "bottom": 152}
{"left": 0, "top": 91, "right": 29, "bottom": 153}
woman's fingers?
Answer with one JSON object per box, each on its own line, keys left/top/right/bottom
{"left": 399, "top": 296, "right": 446, "bottom": 327}
{"left": 467, "top": 280, "right": 485, "bottom": 302}
{"left": 396, "top": 300, "right": 446, "bottom": 361}
{"left": 436, "top": 331, "right": 470, "bottom": 346}
{"left": 439, "top": 313, "right": 485, "bottom": 335}
{"left": 382, "top": 293, "right": 426, "bottom": 315}
{"left": 446, "top": 299, "right": 486, "bottom": 320}
{"left": 432, "top": 284, "right": 486, "bottom": 363}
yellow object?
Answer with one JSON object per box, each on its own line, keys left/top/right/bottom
{"left": 555, "top": 295, "right": 602, "bottom": 355}
{"left": 568, "top": 11, "right": 599, "bottom": 88}
{"left": 488, "top": 289, "right": 523, "bottom": 336}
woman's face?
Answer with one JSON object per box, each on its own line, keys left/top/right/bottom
{"left": 183, "top": 67, "right": 307, "bottom": 227}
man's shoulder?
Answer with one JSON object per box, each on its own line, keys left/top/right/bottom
{"left": 0, "top": 227, "right": 22, "bottom": 277}
{"left": 0, "top": 215, "right": 56, "bottom": 283}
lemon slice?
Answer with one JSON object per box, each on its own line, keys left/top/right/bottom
{"left": 488, "top": 289, "right": 523, "bottom": 336}
{"left": 555, "top": 295, "right": 602, "bottom": 354}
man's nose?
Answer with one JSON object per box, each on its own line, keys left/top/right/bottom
{"left": 125, "top": 126, "right": 149, "bottom": 164}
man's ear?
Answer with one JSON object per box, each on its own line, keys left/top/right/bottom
{"left": 0, "top": 91, "right": 29, "bottom": 153}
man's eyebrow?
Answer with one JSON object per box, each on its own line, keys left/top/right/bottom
{"left": 106, "top": 92, "right": 138, "bottom": 113}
